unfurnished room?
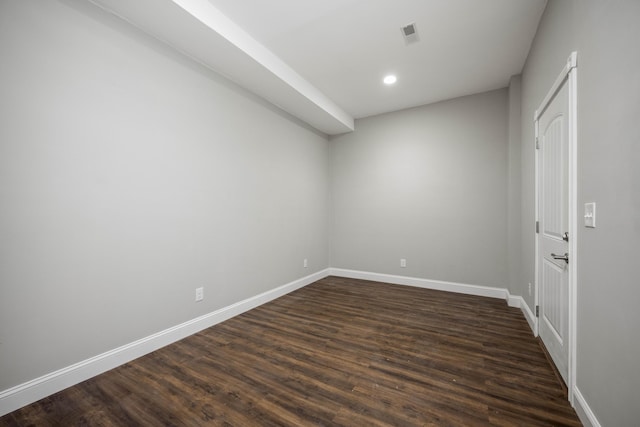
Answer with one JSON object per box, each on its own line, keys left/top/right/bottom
{"left": 1, "top": 0, "right": 639, "bottom": 426}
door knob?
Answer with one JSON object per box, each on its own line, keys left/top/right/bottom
{"left": 562, "top": 232, "right": 569, "bottom": 242}
{"left": 551, "top": 252, "right": 569, "bottom": 263}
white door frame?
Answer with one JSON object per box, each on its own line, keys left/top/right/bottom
{"left": 534, "top": 51, "right": 578, "bottom": 404}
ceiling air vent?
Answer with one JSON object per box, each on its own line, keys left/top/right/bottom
{"left": 401, "top": 22, "right": 419, "bottom": 45}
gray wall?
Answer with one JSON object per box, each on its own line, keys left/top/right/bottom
{"left": 2, "top": 1, "right": 639, "bottom": 424}
{"left": 518, "top": 0, "right": 576, "bottom": 309}
{"left": 331, "top": 90, "right": 509, "bottom": 288}
{"left": 520, "top": 0, "right": 640, "bottom": 424}
{"left": 574, "top": 1, "right": 640, "bottom": 425}
{"left": 0, "top": 0, "right": 330, "bottom": 391}
{"left": 507, "top": 75, "right": 522, "bottom": 296}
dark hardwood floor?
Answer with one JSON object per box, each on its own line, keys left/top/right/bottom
{"left": 1, "top": 276, "right": 581, "bottom": 426}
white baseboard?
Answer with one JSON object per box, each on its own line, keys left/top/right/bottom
{"left": 328, "top": 269, "right": 601, "bottom": 427}
{"left": 329, "top": 268, "right": 510, "bottom": 300}
{"left": 506, "top": 294, "right": 538, "bottom": 336}
{"left": 330, "top": 268, "right": 543, "bottom": 338}
{"left": 3, "top": 268, "right": 584, "bottom": 421}
{"left": 0, "top": 269, "right": 330, "bottom": 417}
{"left": 573, "top": 386, "right": 602, "bottom": 427}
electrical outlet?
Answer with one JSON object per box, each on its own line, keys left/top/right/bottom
{"left": 195, "top": 287, "right": 204, "bottom": 302}
{"left": 400, "top": 259, "right": 407, "bottom": 268}
{"left": 303, "top": 258, "right": 308, "bottom": 268}
{"left": 528, "top": 283, "right": 532, "bottom": 296}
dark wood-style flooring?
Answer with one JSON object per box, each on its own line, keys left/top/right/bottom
{"left": 1, "top": 276, "right": 581, "bottom": 426}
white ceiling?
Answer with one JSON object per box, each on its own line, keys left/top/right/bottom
{"left": 89, "top": 0, "right": 547, "bottom": 134}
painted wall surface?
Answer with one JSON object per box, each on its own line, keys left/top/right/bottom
{"left": 573, "top": 1, "right": 640, "bottom": 425}
{"left": 330, "top": 90, "right": 509, "bottom": 288}
{"left": 521, "top": 0, "right": 640, "bottom": 424}
{"left": 507, "top": 75, "right": 522, "bottom": 296}
{"left": 3, "top": 0, "right": 639, "bottom": 424}
{"left": 0, "top": 0, "right": 330, "bottom": 391}
{"left": 519, "top": 0, "right": 576, "bottom": 310}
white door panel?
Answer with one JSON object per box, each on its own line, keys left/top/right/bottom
{"left": 542, "top": 258, "right": 566, "bottom": 344}
{"left": 537, "top": 80, "right": 569, "bottom": 383}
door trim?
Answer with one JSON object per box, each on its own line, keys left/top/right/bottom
{"left": 534, "top": 51, "right": 578, "bottom": 404}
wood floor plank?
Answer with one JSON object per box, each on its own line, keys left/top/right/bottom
{"left": 1, "top": 276, "right": 581, "bottom": 426}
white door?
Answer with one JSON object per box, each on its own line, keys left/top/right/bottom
{"left": 537, "top": 79, "right": 570, "bottom": 384}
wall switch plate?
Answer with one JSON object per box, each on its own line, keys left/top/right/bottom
{"left": 303, "top": 258, "right": 308, "bottom": 268}
{"left": 195, "top": 287, "right": 204, "bottom": 302}
{"left": 528, "top": 283, "right": 532, "bottom": 296}
{"left": 400, "top": 259, "right": 406, "bottom": 268}
{"left": 584, "top": 202, "right": 596, "bottom": 228}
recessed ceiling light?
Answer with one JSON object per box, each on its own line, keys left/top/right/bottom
{"left": 383, "top": 75, "right": 397, "bottom": 85}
